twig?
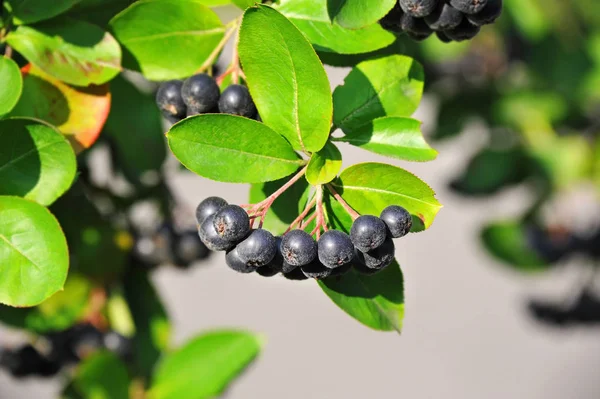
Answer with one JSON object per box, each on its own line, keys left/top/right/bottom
{"left": 195, "top": 17, "right": 240, "bottom": 74}
{"left": 4, "top": 44, "right": 12, "bottom": 59}
{"left": 326, "top": 183, "right": 360, "bottom": 220}
{"left": 286, "top": 197, "right": 317, "bottom": 232}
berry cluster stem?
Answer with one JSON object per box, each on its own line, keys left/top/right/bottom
{"left": 326, "top": 183, "right": 360, "bottom": 221}
{"left": 196, "top": 17, "right": 240, "bottom": 74}
{"left": 310, "top": 185, "right": 328, "bottom": 239}
{"left": 287, "top": 196, "right": 317, "bottom": 232}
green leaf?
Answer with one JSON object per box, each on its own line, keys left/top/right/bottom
{"left": 10, "top": 65, "right": 111, "bottom": 153}
{"left": 6, "top": 18, "right": 121, "bottom": 86}
{"left": 0, "top": 196, "right": 69, "bottom": 307}
{"left": 319, "top": 261, "right": 404, "bottom": 331}
{"left": 7, "top": 0, "right": 81, "bottom": 24}
{"left": 24, "top": 274, "right": 91, "bottom": 333}
{"left": 150, "top": 330, "right": 263, "bottom": 399}
{"left": 277, "top": 0, "right": 395, "bottom": 54}
{"left": 0, "top": 57, "right": 23, "bottom": 115}
{"left": 249, "top": 171, "right": 311, "bottom": 236}
{"left": 124, "top": 268, "right": 171, "bottom": 381}
{"left": 306, "top": 141, "right": 342, "bottom": 185}
{"left": 239, "top": 5, "right": 332, "bottom": 153}
{"left": 231, "top": 0, "right": 253, "bottom": 9}
{"left": 0, "top": 118, "right": 76, "bottom": 206}
{"left": 167, "top": 114, "right": 304, "bottom": 183}
{"left": 481, "top": 221, "right": 552, "bottom": 273}
{"left": 67, "top": 0, "right": 137, "bottom": 27}
{"left": 334, "top": 117, "right": 437, "bottom": 161}
{"left": 109, "top": 0, "right": 224, "bottom": 81}
{"left": 328, "top": 0, "right": 396, "bottom": 29}
{"left": 73, "top": 352, "right": 130, "bottom": 399}
{"left": 104, "top": 75, "right": 166, "bottom": 183}
{"left": 333, "top": 162, "right": 441, "bottom": 230}
{"left": 333, "top": 55, "right": 424, "bottom": 132}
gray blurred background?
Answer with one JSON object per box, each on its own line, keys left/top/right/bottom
{"left": 2, "top": 5, "right": 600, "bottom": 399}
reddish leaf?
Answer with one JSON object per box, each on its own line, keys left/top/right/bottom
{"left": 9, "top": 64, "right": 111, "bottom": 152}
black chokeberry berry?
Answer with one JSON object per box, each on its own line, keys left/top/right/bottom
{"left": 196, "top": 197, "right": 228, "bottom": 226}
{"left": 218, "top": 84, "right": 257, "bottom": 118}
{"left": 156, "top": 80, "right": 186, "bottom": 122}
{"left": 425, "top": 2, "right": 464, "bottom": 30}
{"left": 213, "top": 205, "right": 250, "bottom": 243}
{"left": 355, "top": 236, "right": 395, "bottom": 270}
{"left": 199, "top": 214, "right": 235, "bottom": 251}
{"left": 225, "top": 246, "right": 258, "bottom": 273}
{"left": 301, "top": 260, "right": 332, "bottom": 279}
{"left": 283, "top": 267, "right": 309, "bottom": 280}
{"left": 280, "top": 229, "right": 318, "bottom": 267}
{"left": 258, "top": 236, "right": 284, "bottom": 277}
{"left": 378, "top": 3, "right": 404, "bottom": 33}
{"left": 399, "top": 0, "right": 438, "bottom": 18}
{"left": 350, "top": 215, "right": 388, "bottom": 252}
{"left": 353, "top": 261, "right": 380, "bottom": 275}
{"left": 467, "top": 0, "right": 502, "bottom": 25}
{"left": 400, "top": 14, "right": 433, "bottom": 36}
{"left": 449, "top": 0, "right": 488, "bottom": 15}
{"left": 103, "top": 332, "right": 133, "bottom": 360}
{"left": 436, "top": 31, "right": 453, "bottom": 42}
{"left": 444, "top": 19, "right": 481, "bottom": 41}
{"left": 173, "top": 230, "right": 210, "bottom": 267}
{"left": 256, "top": 263, "right": 280, "bottom": 277}
{"left": 281, "top": 261, "right": 298, "bottom": 274}
{"left": 236, "top": 229, "right": 277, "bottom": 267}
{"left": 380, "top": 205, "right": 413, "bottom": 238}
{"left": 181, "top": 73, "right": 220, "bottom": 114}
{"left": 318, "top": 230, "right": 355, "bottom": 269}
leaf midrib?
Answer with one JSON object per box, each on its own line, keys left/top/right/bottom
{"left": 124, "top": 27, "right": 225, "bottom": 43}
{"left": 0, "top": 139, "right": 64, "bottom": 175}
{"left": 0, "top": 234, "right": 42, "bottom": 272}
{"left": 333, "top": 182, "right": 441, "bottom": 208}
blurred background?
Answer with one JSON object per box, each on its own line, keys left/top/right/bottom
{"left": 2, "top": 0, "right": 600, "bottom": 397}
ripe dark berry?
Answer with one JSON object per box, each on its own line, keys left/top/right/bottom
{"left": 156, "top": 80, "right": 186, "bottom": 122}
{"left": 213, "top": 205, "right": 250, "bottom": 243}
{"left": 328, "top": 263, "right": 351, "bottom": 278}
{"left": 355, "top": 236, "right": 395, "bottom": 270}
{"left": 301, "top": 260, "right": 332, "bottom": 279}
{"left": 318, "top": 230, "right": 355, "bottom": 269}
{"left": 199, "top": 214, "right": 234, "bottom": 251}
{"left": 103, "top": 332, "right": 133, "bottom": 360}
{"left": 181, "top": 73, "right": 220, "bottom": 114}
{"left": 258, "top": 236, "right": 284, "bottom": 276}
{"left": 256, "top": 263, "right": 280, "bottom": 277}
{"left": 425, "top": 3, "right": 464, "bottom": 30}
{"left": 280, "top": 229, "right": 318, "bottom": 267}
{"left": 378, "top": 3, "right": 403, "bottom": 33}
{"left": 353, "top": 261, "right": 380, "bottom": 275}
{"left": 283, "top": 267, "right": 309, "bottom": 280}
{"left": 400, "top": 14, "right": 433, "bottom": 36}
{"left": 436, "top": 31, "right": 453, "bottom": 43}
{"left": 449, "top": 0, "right": 488, "bottom": 15}
{"left": 399, "top": 0, "right": 438, "bottom": 18}
{"left": 380, "top": 205, "right": 412, "bottom": 238}
{"left": 350, "top": 215, "right": 387, "bottom": 252}
{"left": 173, "top": 230, "right": 210, "bottom": 267}
{"left": 236, "top": 229, "right": 277, "bottom": 267}
{"left": 406, "top": 31, "right": 433, "bottom": 41}
{"left": 444, "top": 19, "right": 481, "bottom": 41}
{"left": 196, "top": 196, "right": 228, "bottom": 226}
{"left": 467, "top": 0, "right": 502, "bottom": 25}
{"left": 225, "top": 246, "right": 258, "bottom": 273}
{"left": 281, "top": 261, "right": 298, "bottom": 274}
{"left": 218, "top": 84, "right": 257, "bottom": 118}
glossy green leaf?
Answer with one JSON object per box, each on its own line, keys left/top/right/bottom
{"left": 10, "top": 65, "right": 111, "bottom": 153}
{"left": 319, "top": 261, "right": 404, "bottom": 331}
{"left": 67, "top": 0, "right": 137, "bottom": 28}
{"left": 333, "top": 162, "right": 441, "bottom": 230}
{"left": 104, "top": 75, "right": 166, "bottom": 183}
{"left": 239, "top": 5, "right": 332, "bottom": 152}
{"left": 333, "top": 55, "right": 424, "bottom": 132}
{"left": 73, "top": 352, "right": 130, "bottom": 399}
{"left": 6, "top": 19, "right": 121, "bottom": 86}
{"left": 0, "top": 57, "right": 23, "bottom": 115}
{"left": 167, "top": 114, "right": 304, "bottom": 183}
{"left": 231, "top": 0, "right": 253, "bottom": 9}
{"left": 0, "top": 118, "right": 76, "bottom": 206}
{"left": 277, "top": 0, "right": 395, "bottom": 54}
{"left": 481, "top": 221, "right": 552, "bottom": 273}
{"left": 150, "top": 330, "right": 263, "bottom": 399}
{"left": 249, "top": 171, "right": 311, "bottom": 236}
{"left": 334, "top": 117, "right": 437, "bottom": 161}
{"left": 7, "top": 0, "right": 81, "bottom": 24}
{"left": 124, "top": 268, "right": 171, "bottom": 380}
{"left": 328, "top": 0, "right": 396, "bottom": 29}
{"left": 109, "top": 0, "right": 224, "bottom": 81}
{"left": 319, "top": 196, "right": 404, "bottom": 331}
{"left": 0, "top": 196, "right": 69, "bottom": 307}
{"left": 306, "top": 141, "right": 342, "bottom": 185}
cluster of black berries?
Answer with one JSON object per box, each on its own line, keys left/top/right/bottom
{"left": 132, "top": 223, "right": 210, "bottom": 270}
{"left": 196, "top": 197, "right": 413, "bottom": 280}
{"left": 0, "top": 324, "right": 131, "bottom": 379}
{"left": 379, "top": 0, "right": 502, "bottom": 42}
{"left": 155, "top": 73, "right": 258, "bottom": 124}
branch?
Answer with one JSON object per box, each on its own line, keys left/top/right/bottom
{"left": 326, "top": 183, "right": 360, "bottom": 220}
